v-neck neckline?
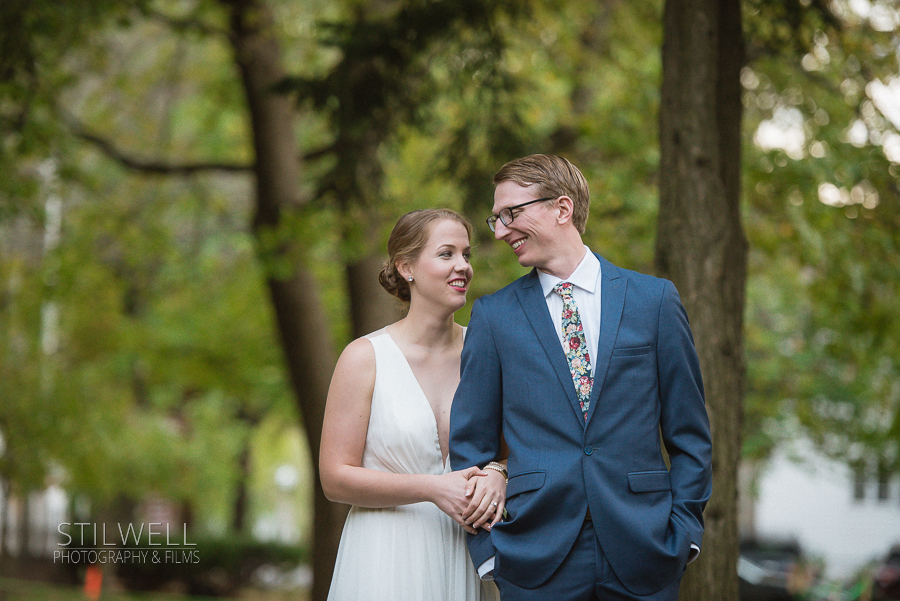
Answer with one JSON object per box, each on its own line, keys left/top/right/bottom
{"left": 383, "top": 330, "right": 460, "bottom": 468}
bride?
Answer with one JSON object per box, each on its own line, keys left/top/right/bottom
{"left": 320, "top": 209, "right": 504, "bottom": 600}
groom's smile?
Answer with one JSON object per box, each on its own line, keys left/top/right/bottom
{"left": 492, "top": 181, "right": 558, "bottom": 271}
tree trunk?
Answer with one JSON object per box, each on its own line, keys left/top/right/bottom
{"left": 346, "top": 255, "right": 404, "bottom": 338}
{"left": 232, "top": 443, "right": 250, "bottom": 533}
{"left": 657, "top": 1, "right": 746, "bottom": 600}
{"left": 223, "top": 2, "right": 346, "bottom": 599}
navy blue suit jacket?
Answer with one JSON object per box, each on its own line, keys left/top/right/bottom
{"left": 449, "top": 254, "right": 712, "bottom": 596}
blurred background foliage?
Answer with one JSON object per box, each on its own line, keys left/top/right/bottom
{"left": 0, "top": 0, "right": 899, "bottom": 595}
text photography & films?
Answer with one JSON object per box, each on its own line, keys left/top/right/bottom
{"left": 55, "top": 522, "right": 199, "bottom": 565}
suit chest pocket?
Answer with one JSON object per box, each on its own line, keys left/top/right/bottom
{"left": 612, "top": 345, "right": 652, "bottom": 357}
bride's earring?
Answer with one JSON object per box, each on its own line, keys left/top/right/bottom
{"left": 408, "top": 276, "right": 413, "bottom": 282}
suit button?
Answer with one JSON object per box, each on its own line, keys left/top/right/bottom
{"left": 584, "top": 445, "right": 593, "bottom": 455}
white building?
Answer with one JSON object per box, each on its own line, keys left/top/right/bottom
{"left": 744, "top": 437, "right": 900, "bottom": 580}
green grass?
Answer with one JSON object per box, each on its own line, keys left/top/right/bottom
{"left": 0, "top": 577, "right": 308, "bottom": 601}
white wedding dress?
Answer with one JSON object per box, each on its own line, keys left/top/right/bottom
{"left": 327, "top": 329, "right": 499, "bottom": 601}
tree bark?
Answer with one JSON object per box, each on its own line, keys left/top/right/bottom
{"left": 223, "top": 2, "right": 346, "bottom": 599}
{"left": 657, "top": 0, "right": 746, "bottom": 600}
{"left": 347, "top": 255, "right": 404, "bottom": 338}
{"left": 232, "top": 443, "right": 250, "bottom": 533}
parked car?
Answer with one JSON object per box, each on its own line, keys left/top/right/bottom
{"left": 739, "top": 538, "right": 817, "bottom": 601}
{"left": 873, "top": 546, "right": 900, "bottom": 601}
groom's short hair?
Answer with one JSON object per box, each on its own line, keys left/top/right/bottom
{"left": 493, "top": 154, "right": 590, "bottom": 234}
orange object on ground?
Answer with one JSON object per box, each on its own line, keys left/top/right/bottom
{"left": 84, "top": 564, "right": 102, "bottom": 600}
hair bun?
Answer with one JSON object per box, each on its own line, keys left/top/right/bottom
{"left": 379, "top": 261, "right": 411, "bottom": 302}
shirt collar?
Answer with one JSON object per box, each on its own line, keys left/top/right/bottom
{"left": 538, "top": 246, "right": 600, "bottom": 298}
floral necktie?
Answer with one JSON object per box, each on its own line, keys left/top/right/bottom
{"left": 553, "top": 282, "right": 593, "bottom": 420}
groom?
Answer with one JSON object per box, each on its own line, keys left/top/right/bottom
{"left": 450, "top": 154, "right": 712, "bottom": 600}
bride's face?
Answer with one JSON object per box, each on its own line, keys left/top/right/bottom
{"left": 405, "top": 219, "right": 473, "bottom": 312}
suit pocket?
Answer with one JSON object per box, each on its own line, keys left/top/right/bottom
{"left": 628, "top": 470, "right": 671, "bottom": 493}
{"left": 612, "top": 345, "right": 653, "bottom": 357}
{"left": 506, "top": 471, "right": 546, "bottom": 498}
{"left": 502, "top": 471, "right": 546, "bottom": 524}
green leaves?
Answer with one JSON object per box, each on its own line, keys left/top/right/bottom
{"left": 742, "top": 1, "right": 900, "bottom": 465}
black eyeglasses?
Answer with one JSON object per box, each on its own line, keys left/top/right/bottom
{"left": 486, "top": 197, "right": 556, "bottom": 232}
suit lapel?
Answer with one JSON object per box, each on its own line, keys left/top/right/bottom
{"left": 585, "top": 256, "right": 625, "bottom": 427}
{"left": 516, "top": 270, "right": 584, "bottom": 422}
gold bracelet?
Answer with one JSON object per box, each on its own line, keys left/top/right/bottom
{"left": 484, "top": 462, "right": 508, "bottom": 482}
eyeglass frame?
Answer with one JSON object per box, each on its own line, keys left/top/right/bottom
{"left": 486, "top": 196, "right": 557, "bottom": 232}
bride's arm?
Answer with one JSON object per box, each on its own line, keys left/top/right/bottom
{"left": 319, "top": 337, "right": 482, "bottom": 533}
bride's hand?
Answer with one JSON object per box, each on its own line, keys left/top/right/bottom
{"left": 431, "top": 466, "right": 486, "bottom": 534}
{"left": 463, "top": 468, "right": 506, "bottom": 531}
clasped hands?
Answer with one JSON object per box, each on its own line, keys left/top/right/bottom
{"left": 433, "top": 465, "right": 507, "bottom": 535}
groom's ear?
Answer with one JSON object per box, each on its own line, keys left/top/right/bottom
{"left": 556, "top": 196, "right": 575, "bottom": 226}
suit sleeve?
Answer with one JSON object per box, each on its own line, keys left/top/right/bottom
{"left": 656, "top": 280, "right": 712, "bottom": 549}
{"left": 450, "top": 298, "right": 504, "bottom": 566}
